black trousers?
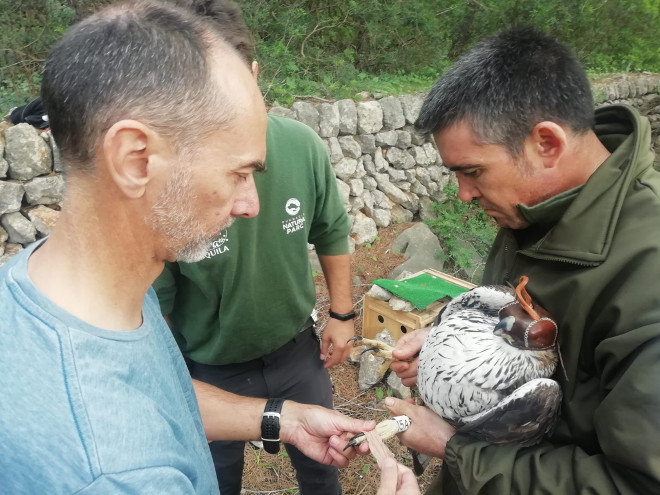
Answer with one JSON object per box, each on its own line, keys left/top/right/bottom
{"left": 187, "top": 324, "right": 341, "bottom": 495}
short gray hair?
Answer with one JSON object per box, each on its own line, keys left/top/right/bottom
{"left": 41, "top": 0, "right": 235, "bottom": 171}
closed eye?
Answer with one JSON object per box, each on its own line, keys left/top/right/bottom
{"left": 459, "top": 168, "right": 481, "bottom": 178}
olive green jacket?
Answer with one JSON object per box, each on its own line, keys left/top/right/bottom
{"left": 430, "top": 105, "right": 660, "bottom": 494}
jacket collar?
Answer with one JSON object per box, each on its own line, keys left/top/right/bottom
{"left": 514, "top": 105, "right": 653, "bottom": 265}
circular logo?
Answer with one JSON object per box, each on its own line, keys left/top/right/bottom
{"left": 285, "top": 198, "right": 301, "bottom": 216}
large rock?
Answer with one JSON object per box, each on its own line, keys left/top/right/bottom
{"left": 336, "top": 99, "right": 358, "bottom": 135}
{"left": 356, "top": 134, "right": 376, "bottom": 154}
{"left": 390, "top": 222, "right": 445, "bottom": 278}
{"left": 324, "top": 137, "right": 344, "bottom": 164}
{"left": 410, "top": 144, "right": 438, "bottom": 166}
{"left": 334, "top": 157, "right": 358, "bottom": 181}
{"left": 268, "top": 105, "right": 295, "bottom": 119}
{"left": 5, "top": 123, "right": 52, "bottom": 180}
{"left": 335, "top": 178, "right": 351, "bottom": 210}
{"left": 390, "top": 204, "right": 414, "bottom": 224}
{"left": 385, "top": 147, "right": 416, "bottom": 170}
{"left": 373, "top": 148, "right": 389, "bottom": 173}
{"left": 23, "top": 175, "right": 65, "bottom": 205}
{"left": 292, "top": 101, "right": 319, "bottom": 134}
{"left": 357, "top": 101, "right": 383, "bottom": 134}
{"left": 351, "top": 211, "right": 378, "bottom": 244}
{"left": 396, "top": 130, "right": 412, "bottom": 149}
{"left": 318, "top": 103, "right": 340, "bottom": 137}
{"left": 27, "top": 205, "right": 60, "bottom": 235}
{"left": 1, "top": 211, "right": 37, "bottom": 244}
{"left": 379, "top": 96, "right": 406, "bottom": 130}
{"left": 0, "top": 181, "right": 24, "bottom": 215}
{"left": 375, "top": 130, "right": 399, "bottom": 147}
{"left": 338, "top": 136, "right": 362, "bottom": 159}
{"left": 375, "top": 173, "right": 417, "bottom": 210}
{"left": 399, "top": 94, "right": 425, "bottom": 125}
{"left": 362, "top": 174, "right": 377, "bottom": 192}
{"left": 348, "top": 178, "right": 364, "bottom": 197}
{"left": 358, "top": 329, "right": 396, "bottom": 390}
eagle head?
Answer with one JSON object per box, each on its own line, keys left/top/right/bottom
{"left": 493, "top": 276, "right": 558, "bottom": 350}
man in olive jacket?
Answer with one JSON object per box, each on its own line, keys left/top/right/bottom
{"left": 385, "top": 27, "right": 660, "bottom": 494}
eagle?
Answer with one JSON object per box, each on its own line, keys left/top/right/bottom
{"left": 347, "top": 276, "right": 562, "bottom": 449}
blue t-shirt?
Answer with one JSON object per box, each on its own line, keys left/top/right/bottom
{"left": 0, "top": 242, "right": 218, "bottom": 494}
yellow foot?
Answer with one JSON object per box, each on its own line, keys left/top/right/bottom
{"left": 347, "top": 336, "right": 395, "bottom": 360}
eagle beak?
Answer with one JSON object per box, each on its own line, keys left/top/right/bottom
{"left": 493, "top": 316, "right": 515, "bottom": 336}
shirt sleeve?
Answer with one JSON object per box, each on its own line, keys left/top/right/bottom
{"left": 73, "top": 466, "right": 204, "bottom": 495}
{"left": 306, "top": 131, "right": 350, "bottom": 256}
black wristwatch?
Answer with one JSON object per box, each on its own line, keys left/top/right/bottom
{"left": 329, "top": 309, "right": 357, "bottom": 321}
{"left": 261, "top": 398, "right": 284, "bottom": 454}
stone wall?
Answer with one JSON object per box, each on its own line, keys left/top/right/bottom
{"left": 1, "top": 74, "right": 659, "bottom": 265}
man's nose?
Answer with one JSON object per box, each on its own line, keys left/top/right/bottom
{"left": 457, "top": 177, "right": 480, "bottom": 202}
{"left": 231, "top": 176, "right": 260, "bottom": 218}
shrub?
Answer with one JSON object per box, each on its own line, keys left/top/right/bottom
{"left": 425, "top": 184, "right": 497, "bottom": 282}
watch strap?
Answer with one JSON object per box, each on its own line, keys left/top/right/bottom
{"left": 329, "top": 309, "right": 357, "bottom": 321}
{"left": 261, "top": 398, "right": 284, "bottom": 454}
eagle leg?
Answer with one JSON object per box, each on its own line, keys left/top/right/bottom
{"left": 343, "top": 415, "right": 411, "bottom": 450}
{"left": 347, "top": 336, "right": 394, "bottom": 360}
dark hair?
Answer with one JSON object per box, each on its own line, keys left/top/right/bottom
{"left": 416, "top": 27, "right": 595, "bottom": 155}
{"left": 168, "top": 0, "right": 255, "bottom": 66}
{"left": 41, "top": 0, "right": 234, "bottom": 170}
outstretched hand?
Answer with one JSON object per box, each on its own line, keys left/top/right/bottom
{"left": 389, "top": 326, "right": 431, "bottom": 387}
{"left": 280, "top": 402, "right": 376, "bottom": 467}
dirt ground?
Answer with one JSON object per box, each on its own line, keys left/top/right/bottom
{"left": 241, "top": 222, "right": 444, "bottom": 494}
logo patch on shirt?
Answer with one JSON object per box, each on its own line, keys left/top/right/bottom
{"left": 205, "top": 230, "right": 229, "bottom": 258}
{"left": 285, "top": 198, "right": 301, "bottom": 216}
{"left": 282, "top": 197, "right": 306, "bottom": 234}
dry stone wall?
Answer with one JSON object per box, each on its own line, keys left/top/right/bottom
{"left": 1, "top": 74, "right": 659, "bottom": 266}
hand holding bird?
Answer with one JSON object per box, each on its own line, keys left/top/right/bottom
{"left": 347, "top": 276, "right": 562, "bottom": 452}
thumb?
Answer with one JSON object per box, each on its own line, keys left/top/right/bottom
{"left": 376, "top": 457, "right": 399, "bottom": 495}
{"left": 392, "top": 333, "right": 420, "bottom": 360}
{"left": 336, "top": 413, "right": 377, "bottom": 434}
{"left": 383, "top": 396, "right": 415, "bottom": 416}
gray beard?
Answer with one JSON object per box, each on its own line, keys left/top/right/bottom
{"left": 175, "top": 217, "right": 234, "bottom": 263}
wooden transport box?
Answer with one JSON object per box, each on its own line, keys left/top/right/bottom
{"left": 361, "top": 268, "right": 476, "bottom": 341}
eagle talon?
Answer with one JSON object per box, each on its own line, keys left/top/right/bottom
{"left": 343, "top": 416, "right": 411, "bottom": 451}
{"left": 347, "top": 336, "right": 395, "bottom": 360}
{"left": 343, "top": 432, "right": 365, "bottom": 450}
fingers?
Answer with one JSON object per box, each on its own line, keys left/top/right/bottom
{"left": 320, "top": 335, "right": 331, "bottom": 362}
{"left": 389, "top": 359, "right": 418, "bottom": 387}
{"left": 396, "top": 462, "right": 422, "bottom": 494}
{"left": 326, "top": 435, "right": 354, "bottom": 468}
{"left": 382, "top": 396, "right": 415, "bottom": 417}
{"left": 376, "top": 458, "right": 422, "bottom": 495}
{"left": 391, "top": 326, "right": 430, "bottom": 361}
{"left": 382, "top": 397, "right": 454, "bottom": 458}
{"left": 320, "top": 320, "right": 355, "bottom": 368}
{"left": 376, "top": 457, "right": 399, "bottom": 495}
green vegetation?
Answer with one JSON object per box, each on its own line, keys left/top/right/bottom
{"left": 2, "top": 0, "right": 660, "bottom": 109}
{"left": 425, "top": 184, "right": 498, "bottom": 282}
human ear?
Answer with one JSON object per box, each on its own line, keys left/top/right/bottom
{"left": 530, "top": 122, "right": 567, "bottom": 169}
{"left": 251, "top": 61, "right": 259, "bottom": 80}
{"left": 102, "top": 120, "right": 158, "bottom": 199}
